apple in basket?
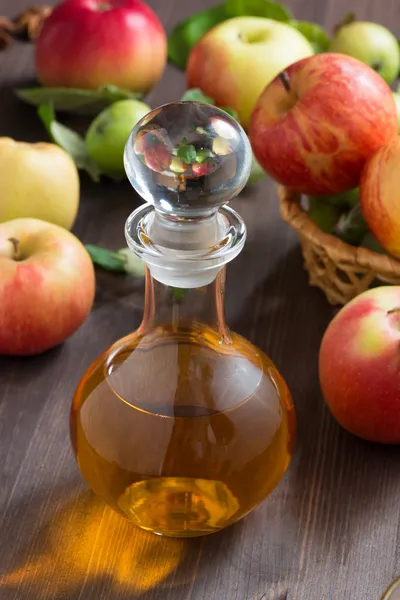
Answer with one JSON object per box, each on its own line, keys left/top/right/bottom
{"left": 249, "top": 53, "right": 398, "bottom": 196}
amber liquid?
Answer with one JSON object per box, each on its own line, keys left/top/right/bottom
{"left": 70, "top": 323, "right": 295, "bottom": 537}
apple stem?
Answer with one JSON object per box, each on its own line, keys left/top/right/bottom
{"left": 279, "top": 71, "right": 291, "bottom": 93}
{"left": 8, "top": 237, "right": 21, "bottom": 260}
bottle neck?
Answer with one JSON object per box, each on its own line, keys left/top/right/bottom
{"left": 138, "top": 267, "right": 230, "bottom": 341}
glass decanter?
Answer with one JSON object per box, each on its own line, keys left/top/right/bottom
{"left": 70, "top": 101, "right": 296, "bottom": 538}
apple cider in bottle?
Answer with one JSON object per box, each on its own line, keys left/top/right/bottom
{"left": 70, "top": 101, "right": 296, "bottom": 537}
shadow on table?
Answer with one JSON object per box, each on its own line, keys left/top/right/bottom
{"left": 0, "top": 483, "right": 248, "bottom": 600}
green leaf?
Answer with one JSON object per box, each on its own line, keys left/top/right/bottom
{"left": 220, "top": 106, "right": 239, "bottom": 120}
{"left": 15, "top": 84, "right": 142, "bottom": 115}
{"left": 85, "top": 245, "right": 146, "bottom": 274}
{"left": 171, "top": 288, "right": 189, "bottom": 303}
{"left": 177, "top": 144, "right": 197, "bottom": 164}
{"left": 37, "top": 104, "right": 101, "bottom": 182}
{"left": 85, "top": 245, "right": 126, "bottom": 272}
{"left": 181, "top": 88, "right": 214, "bottom": 103}
{"left": 181, "top": 88, "right": 239, "bottom": 120}
{"left": 168, "top": 0, "right": 292, "bottom": 70}
{"left": 333, "top": 11, "right": 356, "bottom": 35}
{"left": 223, "top": 0, "right": 292, "bottom": 20}
{"left": 196, "top": 148, "right": 213, "bottom": 163}
{"left": 307, "top": 197, "right": 341, "bottom": 234}
{"left": 168, "top": 5, "right": 227, "bottom": 69}
{"left": 289, "top": 20, "right": 330, "bottom": 53}
{"left": 117, "top": 249, "right": 146, "bottom": 276}
{"left": 334, "top": 203, "right": 369, "bottom": 246}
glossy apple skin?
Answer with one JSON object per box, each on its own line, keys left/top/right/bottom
{"left": 0, "top": 138, "right": 79, "bottom": 230}
{"left": 35, "top": 0, "right": 167, "bottom": 93}
{"left": 249, "top": 53, "right": 398, "bottom": 195}
{"left": 319, "top": 286, "right": 400, "bottom": 444}
{"left": 360, "top": 137, "right": 400, "bottom": 259}
{"left": 0, "top": 219, "right": 96, "bottom": 356}
{"left": 186, "top": 16, "right": 313, "bottom": 129}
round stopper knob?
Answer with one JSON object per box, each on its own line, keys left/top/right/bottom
{"left": 124, "top": 101, "right": 252, "bottom": 219}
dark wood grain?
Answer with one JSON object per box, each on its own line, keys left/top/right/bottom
{"left": 1, "top": 0, "right": 400, "bottom": 599}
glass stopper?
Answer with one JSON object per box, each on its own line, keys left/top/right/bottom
{"left": 124, "top": 101, "right": 252, "bottom": 219}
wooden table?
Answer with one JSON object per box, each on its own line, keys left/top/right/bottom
{"left": 1, "top": 0, "right": 399, "bottom": 598}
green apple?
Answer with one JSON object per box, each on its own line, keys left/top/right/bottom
{"left": 85, "top": 99, "right": 151, "bottom": 177}
{"left": 0, "top": 137, "right": 79, "bottom": 230}
{"left": 392, "top": 91, "right": 400, "bottom": 133}
{"left": 186, "top": 17, "right": 314, "bottom": 129}
{"left": 329, "top": 21, "right": 400, "bottom": 84}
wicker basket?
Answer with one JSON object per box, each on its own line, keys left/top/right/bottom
{"left": 278, "top": 185, "right": 400, "bottom": 306}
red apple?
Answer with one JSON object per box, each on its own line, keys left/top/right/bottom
{"left": 35, "top": 0, "right": 167, "bottom": 93}
{"left": 319, "top": 286, "right": 400, "bottom": 444}
{"left": 0, "top": 218, "right": 96, "bottom": 356}
{"left": 249, "top": 53, "right": 398, "bottom": 196}
{"left": 360, "top": 137, "right": 400, "bottom": 259}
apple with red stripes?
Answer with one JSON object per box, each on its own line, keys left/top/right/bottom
{"left": 0, "top": 219, "right": 95, "bottom": 356}
{"left": 319, "top": 286, "right": 400, "bottom": 444}
{"left": 249, "top": 53, "right": 398, "bottom": 196}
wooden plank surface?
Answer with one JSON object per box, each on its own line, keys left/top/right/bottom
{"left": 0, "top": 0, "right": 399, "bottom": 598}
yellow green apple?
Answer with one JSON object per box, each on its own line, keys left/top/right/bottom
{"left": 186, "top": 16, "right": 314, "bottom": 129}
{"left": 329, "top": 21, "right": 400, "bottom": 85}
{"left": 85, "top": 99, "right": 151, "bottom": 177}
{"left": 0, "top": 218, "right": 95, "bottom": 355}
{"left": 0, "top": 138, "right": 79, "bottom": 230}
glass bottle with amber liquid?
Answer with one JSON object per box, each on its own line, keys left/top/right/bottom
{"left": 70, "top": 101, "right": 296, "bottom": 537}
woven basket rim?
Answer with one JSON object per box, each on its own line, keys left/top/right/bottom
{"left": 277, "top": 185, "right": 400, "bottom": 277}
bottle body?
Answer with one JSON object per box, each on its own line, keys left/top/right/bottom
{"left": 70, "top": 286, "right": 295, "bottom": 537}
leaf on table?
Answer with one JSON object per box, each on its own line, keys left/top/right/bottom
{"left": 168, "top": 4, "right": 226, "bottom": 70}
{"left": 15, "top": 84, "right": 142, "bottom": 115}
{"left": 181, "top": 88, "right": 239, "bottom": 121}
{"left": 85, "top": 245, "right": 146, "bottom": 275}
{"left": 37, "top": 104, "right": 101, "bottom": 182}
{"left": 117, "top": 249, "right": 146, "bottom": 276}
{"left": 168, "top": 0, "right": 292, "bottom": 70}
{"left": 289, "top": 20, "right": 330, "bottom": 53}
{"left": 85, "top": 245, "right": 127, "bottom": 273}
{"left": 181, "top": 88, "right": 215, "bottom": 104}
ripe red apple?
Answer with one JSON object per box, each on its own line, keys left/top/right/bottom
{"left": 35, "top": 0, "right": 167, "bottom": 93}
{"left": 319, "top": 286, "right": 400, "bottom": 444}
{"left": 0, "top": 218, "right": 96, "bottom": 356}
{"left": 249, "top": 53, "right": 398, "bottom": 196}
{"left": 360, "top": 137, "right": 400, "bottom": 259}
